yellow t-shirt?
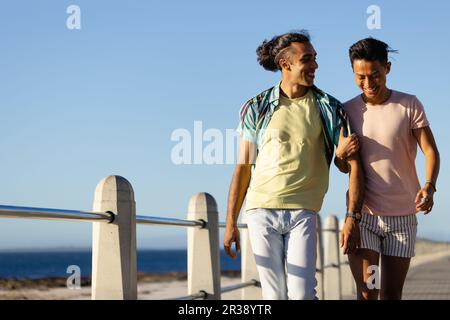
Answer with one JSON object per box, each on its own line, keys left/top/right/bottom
{"left": 245, "top": 89, "right": 329, "bottom": 212}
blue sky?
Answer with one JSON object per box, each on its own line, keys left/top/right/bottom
{"left": 0, "top": 0, "right": 449, "bottom": 249}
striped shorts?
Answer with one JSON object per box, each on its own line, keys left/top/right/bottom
{"left": 359, "top": 213, "right": 418, "bottom": 258}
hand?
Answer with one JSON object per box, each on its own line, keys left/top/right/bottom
{"left": 415, "top": 185, "right": 435, "bottom": 214}
{"left": 224, "top": 223, "right": 241, "bottom": 259}
{"left": 340, "top": 217, "right": 361, "bottom": 255}
{"left": 336, "top": 127, "right": 360, "bottom": 160}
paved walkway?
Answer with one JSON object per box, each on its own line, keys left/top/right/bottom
{"left": 403, "top": 252, "right": 450, "bottom": 300}
{"left": 341, "top": 251, "right": 450, "bottom": 300}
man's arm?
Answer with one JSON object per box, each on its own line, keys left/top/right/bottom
{"left": 223, "top": 140, "right": 256, "bottom": 259}
{"left": 334, "top": 155, "right": 349, "bottom": 173}
{"left": 340, "top": 153, "right": 365, "bottom": 255}
{"left": 413, "top": 126, "right": 440, "bottom": 214}
{"left": 334, "top": 127, "right": 359, "bottom": 173}
{"left": 347, "top": 155, "right": 365, "bottom": 214}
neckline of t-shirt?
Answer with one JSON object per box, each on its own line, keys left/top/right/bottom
{"left": 280, "top": 88, "right": 313, "bottom": 102}
{"left": 359, "top": 89, "right": 396, "bottom": 106}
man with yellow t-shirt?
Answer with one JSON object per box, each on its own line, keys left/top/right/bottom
{"left": 223, "top": 31, "right": 364, "bottom": 300}
{"left": 245, "top": 89, "right": 329, "bottom": 213}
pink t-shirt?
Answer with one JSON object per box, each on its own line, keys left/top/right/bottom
{"left": 343, "top": 90, "right": 429, "bottom": 216}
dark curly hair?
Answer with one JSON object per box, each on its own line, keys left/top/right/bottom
{"left": 349, "top": 37, "right": 398, "bottom": 66}
{"left": 256, "top": 30, "right": 311, "bottom": 72}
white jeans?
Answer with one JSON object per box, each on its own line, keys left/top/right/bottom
{"left": 245, "top": 208, "right": 317, "bottom": 300}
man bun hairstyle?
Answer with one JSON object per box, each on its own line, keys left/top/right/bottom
{"left": 349, "top": 37, "right": 398, "bottom": 66}
{"left": 256, "top": 30, "right": 310, "bottom": 72}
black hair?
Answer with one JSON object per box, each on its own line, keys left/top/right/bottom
{"left": 349, "top": 37, "right": 397, "bottom": 66}
{"left": 256, "top": 30, "right": 311, "bottom": 72}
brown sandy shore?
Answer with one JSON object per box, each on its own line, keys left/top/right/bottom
{"left": 0, "top": 239, "right": 448, "bottom": 300}
{"left": 0, "top": 271, "right": 242, "bottom": 300}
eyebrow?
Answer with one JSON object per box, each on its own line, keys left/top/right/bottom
{"left": 300, "top": 53, "right": 317, "bottom": 60}
{"left": 356, "top": 70, "right": 379, "bottom": 77}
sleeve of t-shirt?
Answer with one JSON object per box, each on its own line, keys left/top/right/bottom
{"left": 236, "top": 99, "right": 257, "bottom": 143}
{"left": 410, "top": 96, "right": 430, "bottom": 130}
{"left": 333, "top": 104, "right": 352, "bottom": 146}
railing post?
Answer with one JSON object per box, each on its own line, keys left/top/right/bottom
{"left": 339, "top": 219, "right": 356, "bottom": 298}
{"left": 241, "top": 214, "right": 261, "bottom": 300}
{"left": 323, "top": 215, "right": 342, "bottom": 300}
{"left": 91, "top": 175, "right": 137, "bottom": 300}
{"left": 187, "top": 193, "right": 221, "bottom": 300}
{"left": 315, "top": 214, "right": 324, "bottom": 300}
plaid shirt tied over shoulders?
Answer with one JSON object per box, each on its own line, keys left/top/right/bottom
{"left": 236, "top": 82, "right": 351, "bottom": 167}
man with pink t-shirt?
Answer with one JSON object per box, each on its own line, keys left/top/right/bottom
{"left": 337, "top": 38, "right": 440, "bottom": 300}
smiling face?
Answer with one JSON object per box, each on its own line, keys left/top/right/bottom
{"left": 352, "top": 59, "right": 391, "bottom": 104}
{"left": 279, "top": 42, "right": 318, "bottom": 87}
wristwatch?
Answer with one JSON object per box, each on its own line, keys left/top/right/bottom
{"left": 345, "top": 211, "right": 362, "bottom": 222}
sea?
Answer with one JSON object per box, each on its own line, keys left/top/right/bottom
{"left": 0, "top": 249, "right": 241, "bottom": 279}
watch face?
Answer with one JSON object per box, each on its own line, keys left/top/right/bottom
{"left": 347, "top": 212, "right": 362, "bottom": 220}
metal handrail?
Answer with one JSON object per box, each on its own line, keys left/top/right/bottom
{"left": 173, "top": 290, "right": 207, "bottom": 300}
{"left": 171, "top": 279, "right": 259, "bottom": 300}
{"left": 0, "top": 205, "right": 113, "bottom": 223}
{"left": 218, "top": 222, "right": 248, "bottom": 229}
{"left": 221, "top": 279, "right": 259, "bottom": 293}
{"left": 0, "top": 205, "right": 250, "bottom": 230}
{"left": 136, "top": 215, "right": 205, "bottom": 228}
{"left": 323, "top": 263, "right": 340, "bottom": 268}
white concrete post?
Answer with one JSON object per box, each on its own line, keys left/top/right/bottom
{"left": 91, "top": 175, "right": 137, "bottom": 300}
{"left": 339, "top": 219, "right": 357, "bottom": 298}
{"left": 241, "top": 214, "right": 262, "bottom": 300}
{"left": 323, "top": 215, "right": 342, "bottom": 300}
{"left": 187, "top": 193, "right": 221, "bottom": 300}
{"left": 315, "top": 214, "right": 324, "bottom": 300}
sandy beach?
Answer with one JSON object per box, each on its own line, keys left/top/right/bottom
{"left": 0, "top": 273, "right": 243, "bottom": 300}
{"left": 1, "top": 239, "right": 449, "bottom": 300}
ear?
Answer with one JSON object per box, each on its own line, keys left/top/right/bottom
{"left": 386, "top": 61, "right": 391, "bottom": 75}
{"left": 279, "top": 58, "right": 291, "bottom": 71}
